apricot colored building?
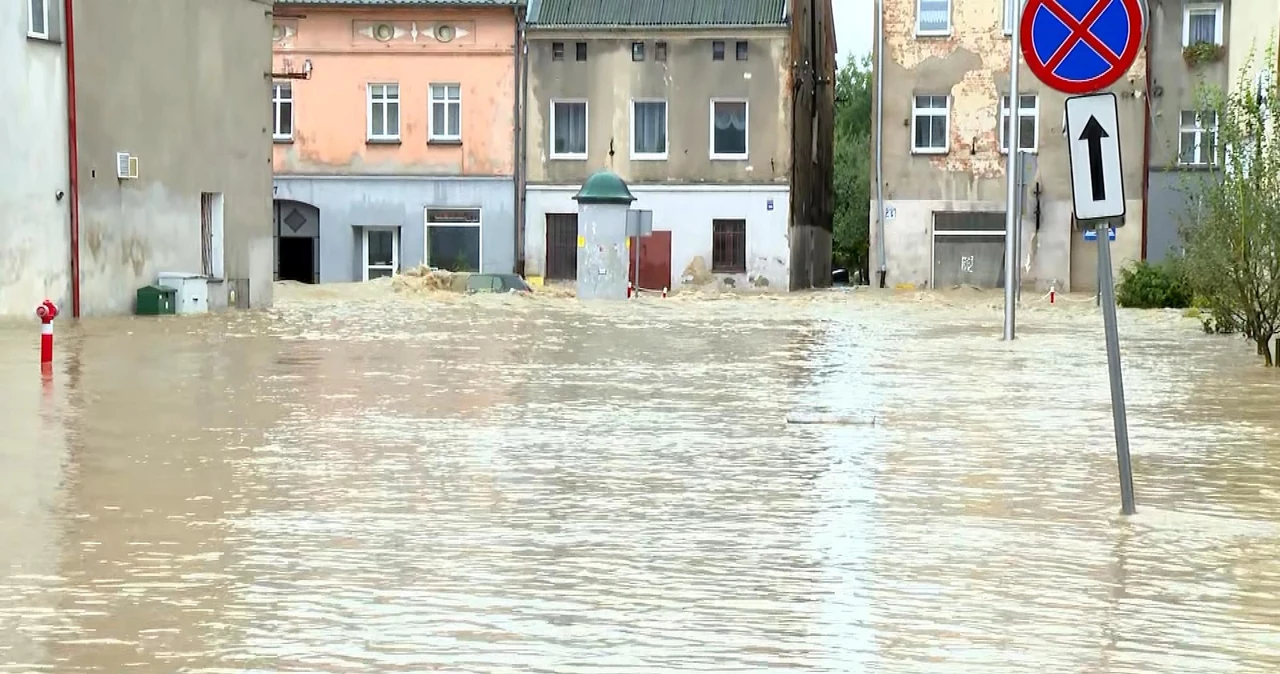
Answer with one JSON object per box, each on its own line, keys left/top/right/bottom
{"left": 270, "top": 0, "right": 524, "bottom": 282}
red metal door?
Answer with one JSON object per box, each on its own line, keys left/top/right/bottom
{"left": 629, "top": 230, "right": 672, "bottom": 291}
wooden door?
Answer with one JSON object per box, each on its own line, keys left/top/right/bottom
{"left": 629, "top": 230, "right": 672, "bottom": 291}
{"left": 545, "top": 213, "right": 578, "bottom": 280}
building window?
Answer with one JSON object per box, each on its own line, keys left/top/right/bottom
{"left": 631, "top": 100, "right": 668, "bottom": 159}
{"left": 1183, "top": 3, "right": 1224, "bottom": 46}
{"left": 429, "top": 83, "right": 462, "bottom": 141}
{"left": 736, "top": 41, "right": 748, "bottom": 60}
{"left": 551, "top": 100, "right": 588, "bottom": 159}
{"left": 712, "top": 41, "right": 725, "bottom": 60}
{"left": 911, "top": 95, "right": 949, "bottom": 153}
{"left": 425, "top": 208, "right": 482, "bottom": 273}
{"left": 28, "top": 0, "right": 48, "bottom": 38}
{"left": 552, "top": 41, "right": 565, "bottom": 60}
{"left": 367, "top": 83, "right": 400, "bottom": 141}
{"left": 1003, "top": 0, "right": 1026, "bottom": 34}
{"left": 1179, "top": 110, "right": 1218, "bottom": 165}
{"left": 362, "top": 227, "right": 399, "bottom": 280}
{"left": 917, "top": 0, "right": 951, "bottom": 35}
{"left": 999, "top": 94, "right": 1039, "bottom": 152}
{"left": 655, "top": 41, "right": 668, "bottom": 61}
{"left": 710, "top": 99, "right": 748, "bottom": 159}
{"left": 712, "top": 219, "right": 747, "bottom": 273}
{"left": 632, "top": 42, "right": 645, "bottom": 61}
{"left": 575, "top": 42, "right": 587, "bottom": 61}
{"left": 272, "top": 82, "right": 293, "bottom": 141}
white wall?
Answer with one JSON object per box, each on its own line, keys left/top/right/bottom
{"left": 526, "top": 185, "right": 792, "bottom": 290}
{"left": 0, "top": 2, "right": 70, "bottom": 316}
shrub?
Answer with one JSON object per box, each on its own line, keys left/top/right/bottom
{"left": 1115, "top": 260, "right": 1193, "bottom": 309}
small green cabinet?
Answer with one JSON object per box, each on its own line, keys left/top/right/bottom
{"left": 136, "top": 285, "right": 177, "bottom": 315}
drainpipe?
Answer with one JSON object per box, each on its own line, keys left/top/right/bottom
{"left": 513, "top": 8, "right": 524, "bottom": 275}
{"left": 64, "top": 0, "right": 81, "bottom": 317}
{"left": 874, "top": 0, "right": 886, "bottom": 287}
{"left": 1139, "top": 29, "right": 1153, "bottom": 260}
{"left": 518, "top": 13, "right": 530, "bottom": 276}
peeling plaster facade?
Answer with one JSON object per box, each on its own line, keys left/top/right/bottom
{"left": 271, "top": 4, "right": 522, "bottom": 281}
{"left": 871, "top": 0, "right": 1148, "bottom": 292}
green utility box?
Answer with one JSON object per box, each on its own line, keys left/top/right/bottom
{"left": 136, "top": 285, "right": 177, "bottom": 316}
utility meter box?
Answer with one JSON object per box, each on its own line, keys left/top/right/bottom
{"left": 135, "top": 285, "right": 177, "bottom": 316}
{"left": 156, "top": 272, "right": 209, "bottom": 315}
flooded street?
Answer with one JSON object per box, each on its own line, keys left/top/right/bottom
{"left": 3, "top": 285, "right": 1280, "bottom": 672}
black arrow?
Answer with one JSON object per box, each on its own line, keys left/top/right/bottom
{"left": 1079, "top": 115, "right": 1109, "bottom": 201}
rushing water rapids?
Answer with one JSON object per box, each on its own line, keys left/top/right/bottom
{"left": 2, "top": 284, "right": 1279, "bottom": 673}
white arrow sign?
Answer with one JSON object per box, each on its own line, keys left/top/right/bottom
{"left": 1065, "top": 93, "right": 1126, "bottom": 224}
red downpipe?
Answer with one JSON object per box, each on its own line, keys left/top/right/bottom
{"left": 64, "top": 0, "right": 81, "bottom": 318}
{"left": 1139, "top": 28, "right": 1152, "bottom": 261}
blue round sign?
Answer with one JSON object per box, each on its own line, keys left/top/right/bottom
{"left": 1020, "top": 0, "right": 1144, "bottom": 94}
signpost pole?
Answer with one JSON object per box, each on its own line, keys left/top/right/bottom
{"left": 1095, "top": 221, "right": 1136, "bottom": 515}
{"left": 1003, "top": 0, "right": 1022, "bottom": 341}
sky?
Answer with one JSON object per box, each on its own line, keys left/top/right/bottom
{"left": 834, "top": 0, "right": 873, "bottom": 62}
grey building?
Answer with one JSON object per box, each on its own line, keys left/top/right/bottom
{"left": 1, "top": 0, "right": 274, "bottom": 317}
{"left": 1145, "top": 0, "right": 1231, "bottom": 263}
{"left": 522, "top": 0, "right": 835, "bottom": 292}
{"left": 870, "top": 0, "right": 1148, "bottom": 292}
{"left": 270, "top": 0, "right": 526, "bottom": 284}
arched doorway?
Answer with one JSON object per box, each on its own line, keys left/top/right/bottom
{"left": 274, "top": 199, "right": 320, "bottom": 283}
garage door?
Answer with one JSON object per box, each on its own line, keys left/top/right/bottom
{"left": 932, "top": 211, "right": 1006, "bottom": 289}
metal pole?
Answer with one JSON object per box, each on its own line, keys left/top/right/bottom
{"left": 1014, "top": 150, "right": 1024, "bottom": 305}
{"left": 1096, "top": 222, "right": 1136, "bottom": 515}
{"left": 1003, "top": 0, "right": 1021, "bottom": 340}
{"left": 633, "top": 234, "right": 640, "bottom": 295}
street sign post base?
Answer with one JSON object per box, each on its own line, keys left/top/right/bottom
{"left": 1095, "top": 222, "right": 1137, "bottom": 515}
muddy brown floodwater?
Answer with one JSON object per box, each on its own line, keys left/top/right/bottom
{"left": 2, "top": 284, "right": 1280, "bottom": 673}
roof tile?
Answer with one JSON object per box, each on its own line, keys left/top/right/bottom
{"left": 529, "top": 0, "right": 786, "bottom": 27}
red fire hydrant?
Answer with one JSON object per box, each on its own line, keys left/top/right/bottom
{"left": 36, "top": 299, "right": 58, "bottom": 369}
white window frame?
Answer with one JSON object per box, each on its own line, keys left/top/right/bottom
{"left": 549, "top": 99, "right": 588, "bottom": 160}
{"left": 272, "top": 82, "right": 294, "bottom": 141}
{"left": 910, "top": 95, "right": 950, "bottom": 154}
{"left": 916, "top": 0, "right": 952, "bottom": 36}
{"left": 28, "top": 0, "right": 49, "bottom": 39}
{"left": 424, "top": 207, "right": 484, "bottom": 273}
{"left": 367, "top": 83, "right": 400, "bottom": 142}
{"left": 1182, "top": 3, "right": 1224, "bottom": 46}
{"left": 999, "top": 94, "right": 1040, "bottom": 154}
{"left": 1178, "top": 110, "right": 1219, "bottom": 166}
{"left": 429, "top": 83, "right": 462, "bottom": 142}
{"left": 629, "top": 99, "right": 668, "bottom": 160}
{"left": 362, "top": 227, "right": 400, "bottom": 281}
{"left": 709, "top": 98, "right": 750, "bottom": 160}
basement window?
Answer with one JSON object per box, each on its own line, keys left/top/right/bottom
{"left": 552, "top": 41, "right": 565, "bottom": 60}
{"left": 575, "top": 41, "right": 587, "bottom": 61}
{"left": 736, "top": 41, "right": 748, "bottom": 60}
{"left": 712, "top": 40, "right": 725, "bottom": 61}
{"left": 655, "top": 41, "right": 667, "bottom": 61}
{"left": 632, "top": 42, "right": 645, "bottom": 61}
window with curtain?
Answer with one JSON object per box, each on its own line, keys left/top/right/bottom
{"left": 430, "top": 84, "right": 462, "bottom": 140}
{"left": 1183, "top": 4, "right": 1222, "bottom": 45}
{"left": 917, "top": 0, "right": 950, "bottom": 34}
{"left": 632, "top": 101, "right": 667, "bottom": 157}
{"left": 712, "top": 100, "right": 747, "bottom": 157}
{"left": 552, "top": 101, "right": 587, "bottom": 157}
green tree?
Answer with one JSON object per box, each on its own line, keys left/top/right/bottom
{"left": 1180, "top": 47, "right": 1280, "bottom": 365}
{"left": 832, "top": 55, "right": 873, "bottom": 279}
